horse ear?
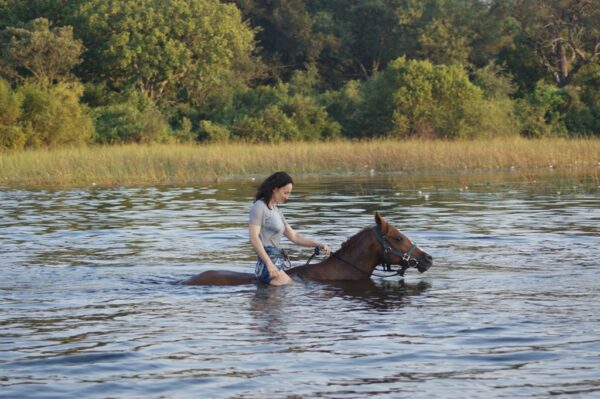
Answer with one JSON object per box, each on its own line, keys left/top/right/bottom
{"left": 375, "top": 212, "right": 387, "bottom": 229}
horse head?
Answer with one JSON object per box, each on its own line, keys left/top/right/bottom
{"left": 317, "top": 212, "right": 434, "bottom": 280}
{"left": 373, "top": 212, "right": 433, "bottom": 274}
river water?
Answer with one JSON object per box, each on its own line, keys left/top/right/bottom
{"left": 1, "top": 172, "right": 599, "bottom": 398}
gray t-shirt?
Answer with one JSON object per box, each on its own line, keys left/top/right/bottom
{"left": 249, "top": 200, "right": 287, "bottom": 247}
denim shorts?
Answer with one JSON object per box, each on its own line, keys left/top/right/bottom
{"left": 255, "top": 246, "right": 292, "bottom": 284}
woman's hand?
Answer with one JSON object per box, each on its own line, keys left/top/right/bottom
{"left": 269, "top": 267, "right": 281, "bottom": 279}
{"left": 269, "top": 268, "right": 293, "bottom": 285}
{"left": 319, "top": 243, "right": 332, "bottom": 256}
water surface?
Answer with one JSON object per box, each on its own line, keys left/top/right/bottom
{"left": 1, "top": 173, "right": 599, "bottom": 398}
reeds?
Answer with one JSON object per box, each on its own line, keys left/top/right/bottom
{"left": 1, "top": 137, "right": 598, "bottom": 188}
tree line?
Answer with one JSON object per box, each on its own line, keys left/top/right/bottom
{"left": 1, "top": 0, "right": 599, "bottom": 150}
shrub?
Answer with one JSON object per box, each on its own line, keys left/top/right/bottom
{"left": 232, "top": 105, "right": 298, "bottom": 143}
{"left": 516, "top": 81, "right": 567, "bottom": 138}
{"left": 94, "top": 92, "right": 170, "bottom": 144}
{"left": 0, "top": 124, "right": 26, "bottom": 150}
{"left": 472, "top": 62, "right": 517, "bottom": 101}
{"left": 471, "top": 63, "right": 521, "bottom": 137}
{"left": 17, "top": 82, "right": 94, "bottom": 147}
{"left": 563, "top": 64, "right": 600, "bottom": 136}
{"left": 282, "top": 94, "right": 341, "bottom": 140}
{"left": 205, "top": 67, "right": 341, "bottom": 143}
{"left": 172, "top": 117, "right": 196, "bottom": 143}
{"left": 0, "top": 78, "right": 21, "bottom": 126}
{"left": 321, "top": 80, "right": 363, "bottom": 138}
{"left": 356, "top": 57, "right": 491, "bottom": 139}
{"left": 198, "top": 120, "right": 230, "bottom": 143}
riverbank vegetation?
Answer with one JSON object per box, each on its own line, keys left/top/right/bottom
{"left": 1, "top": 1, "right": 600, "bottom": 151}
{"left": 1, "top": 138, "right": 598, "bottom": 187}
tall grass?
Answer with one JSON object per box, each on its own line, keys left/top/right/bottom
{"left": 1, "top": 137, "right": 598, "bottom": 187}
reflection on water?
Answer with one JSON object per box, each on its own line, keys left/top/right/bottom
{"left": 1, "top": 172, "right": 599, "bottom": 398}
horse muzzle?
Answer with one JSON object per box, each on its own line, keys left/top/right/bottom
{"left": 417, "top": 252, "right": 433, "bottom": 273}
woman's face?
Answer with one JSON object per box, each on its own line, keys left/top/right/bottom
{"left": 272, "top": 183, "right": 293, "bottom": 205}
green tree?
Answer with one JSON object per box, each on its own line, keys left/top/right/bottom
{"left": 356, "top": 57, "right": 489, "bottom": 138}
{"left": 309, "top": 0, "right": 516, "bottom": 84}
{"left": 0, "top": 0, "right": 84, "bottom": 29}
{"left": 0, "top": 18, "right": 83, "bottom": 85}
{"left": 513, "top": 0, "right": 600, "bottom": 87}
{"left": 321, "top": 80, "right": 363, "bottom": 137}
{"left": 74, "top": 0, "right": 258, "bottom": 106}
{"left": 557, "top": 63, "right": 600, "bottom": 135}
{"left": 395, "top": 0, "right": 484, "bottom": 65}
{"left": 345, "top": 0, "right": 405, "bottom": 77}
{"left": 306, "top": 0, "right": 406, "bottom": 80}
{"left": 233, "top": 0, "right": 323, "bottom": 79}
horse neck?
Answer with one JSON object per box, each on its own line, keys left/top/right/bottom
{"left": 290, "top": 228, "right": 382, "bottom": 280}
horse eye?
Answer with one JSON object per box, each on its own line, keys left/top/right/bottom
{"left": 391, "top": 236, "right": 403, "bottom": 242}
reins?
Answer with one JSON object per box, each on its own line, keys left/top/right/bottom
{"left": 303, "top": 246, "right": 321, "bottom": 266}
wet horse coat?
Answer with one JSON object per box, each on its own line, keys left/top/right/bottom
{"left": 179, "top": 212, "right": 433, "bottom": 286}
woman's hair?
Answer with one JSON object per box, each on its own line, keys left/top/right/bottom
{"left": 255, "top": 171, "right": 294, "bottom": 203}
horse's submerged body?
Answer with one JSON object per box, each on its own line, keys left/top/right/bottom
{"left": 179, "top": 212, "right": 433, "bottom": 286}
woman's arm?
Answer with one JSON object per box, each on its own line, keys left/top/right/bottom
{"left": 284, "top": 225, "right": 332, "bottom": 256}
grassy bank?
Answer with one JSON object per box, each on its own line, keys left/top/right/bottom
{"left": 1, "top": 137, "right": 599, "bottom": 188}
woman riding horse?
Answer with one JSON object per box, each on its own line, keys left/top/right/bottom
{"left": 179, "top": 212, "right": 433, "bottom": 286}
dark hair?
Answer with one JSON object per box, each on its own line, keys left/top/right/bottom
{"left": 255, "top": 171, "right": 294, "bottom": 203}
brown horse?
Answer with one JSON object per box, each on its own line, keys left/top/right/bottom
{"left": 178, "top": 212, "right": 433, "bottom": 286}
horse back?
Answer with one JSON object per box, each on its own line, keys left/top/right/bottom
{"left": 179, "top": 270, "right": 256, "bottom": 286}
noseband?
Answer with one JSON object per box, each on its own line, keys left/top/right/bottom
{"left": 329, "top": 225, "right": 420, "bottom": 278}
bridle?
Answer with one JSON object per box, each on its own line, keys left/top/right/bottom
{"left": 329, "top": 225, "right": 420, "bottom": 278}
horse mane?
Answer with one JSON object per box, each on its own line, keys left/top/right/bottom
{"left": 332, "top": 226, "right": 373, "bottom": 257}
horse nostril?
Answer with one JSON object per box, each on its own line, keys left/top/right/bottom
{"left": 426, "top": 254, "right": 433, "bottom": 263}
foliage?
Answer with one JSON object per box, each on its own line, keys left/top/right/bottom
{"left": 354, "top": 57, "right": 491, "bottom": 139}
{"left": 392, "top": 0, "right": 519, "bottom": 68}
{"left": 321, "top": 80, "right": 363, "bottom": 138}
{"left": 74, "top": 0, "right": 258, "bottom": 106}
{"left": 172, "top": 118, "right": 196, "bottom": 144}
{"left": 232, "top": 106, "right": 297, "bottom": 143}
{"left": 14, "top": 81, "right": 94, "bottom": 148}
{"left": 93, "top": 92, "right": 170, "bottom": 144}
{"left": 233, "top": 0, "right": 321, "bottom": 79}
{"left": 0, "top": 77, "right": 20, "bottom": 125}
{"left": 496, "top": 30, "right": 548, "bottom": 97}
{"left": 516, "top": 81, "right": 568, "bottom": 137}
{"left": 198, "top": 120, "right": 231, "bottom": 143}
{"left": 1, "top": 78, "right": 24, "bottom": 149}
{"left": 0, "top": 124, "right": 26, "bottom": 150}
{"left": 0, "top": 18, "right": 83, "bottom": 85}
{"left": 561, "top": 63, "right": 600, "bottom": 135}
{"left": 512, "top": 0, "right": 600, "bottom": 87}
{"left": 0, "top": 0, "right": 599, "bottom": 151}
{"left": 206, "top": 67, "right": 341, "bottom": 142}
{"left": 0, "top": 0, "right": 84, "bottom": 28}
{"left": 472, "top": 62, "right": 517, "bottom": 100}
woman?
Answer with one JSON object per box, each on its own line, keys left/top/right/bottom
{"left": 249, "top": 171, "right": 332, "bottom": 286}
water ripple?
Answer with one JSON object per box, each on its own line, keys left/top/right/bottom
{"left": 1, "top": 175, "right": 599, "bottom": 398}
